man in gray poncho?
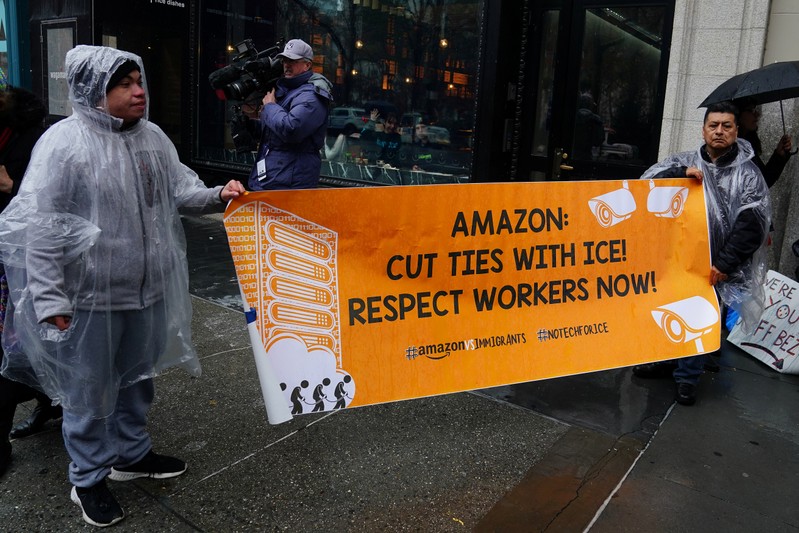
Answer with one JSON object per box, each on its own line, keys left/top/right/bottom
{"left": 0, "top": 46, "right": 244, "bottom": 526}
{"left": 633, "top": 101, "right": 770, "bottom": 406}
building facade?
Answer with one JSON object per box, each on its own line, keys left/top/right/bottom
{"left": 659, "top": 0, "right": 798, "bottom": 282}
{"left": 2, "top": 0, "right": 797, "bottom": 276}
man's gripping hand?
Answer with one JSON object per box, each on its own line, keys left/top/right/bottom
{"left": 686, "top": 166, "right": 704, "bottom": 182}
{"left": 220, "top": 180, "right": 246, "bottom": 202}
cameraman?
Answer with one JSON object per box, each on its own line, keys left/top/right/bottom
{"left": 249, "top": 39, "right": 333, "bottom": 190}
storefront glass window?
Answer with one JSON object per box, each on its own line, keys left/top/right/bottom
{"left": 572, "top": 7, "right": 666, "bottom": 165}
{"left": 96, "top": 2, "right": 189, "bottom": 147}
{"left": 197, "top": 0, "right": 480, "bottom": 185}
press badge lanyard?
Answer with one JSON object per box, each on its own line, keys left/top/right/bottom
{"left": 256, "top": 148, "right": 269, "bottom": 182}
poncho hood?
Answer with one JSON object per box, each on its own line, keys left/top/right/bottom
{"left": 66, "top": 45, "right": 149, "bottom": 130}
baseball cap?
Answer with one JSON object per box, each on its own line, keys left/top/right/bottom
{"left": 276, "top": 39, "right": 314, "bottom": 61}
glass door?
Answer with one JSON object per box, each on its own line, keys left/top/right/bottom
{"left": 40, "top": 19, "right": 77, "bottom": 120}
{"left": 519, "top": 0, "right": 674, "bottom": 181}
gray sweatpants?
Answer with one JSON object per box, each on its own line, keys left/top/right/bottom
{"left": 58, "top": 303, "right": 166, "bottom": 487}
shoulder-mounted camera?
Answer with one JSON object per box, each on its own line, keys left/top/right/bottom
{"left": 209, "top": 39, "right": 284, "bottom": 101}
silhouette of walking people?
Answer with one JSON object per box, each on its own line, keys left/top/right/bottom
{"left": 333, "top": 375, "right": 353, "bottom": 409}
{"left": 290, "top": 380, "right": 309, "bottom": 414}
{"left": 312, "top": 378, "right": 331, "bottom": 412}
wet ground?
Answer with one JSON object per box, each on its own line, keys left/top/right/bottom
{"left": 184, "top": 214, "right": 244, "bottom": 311}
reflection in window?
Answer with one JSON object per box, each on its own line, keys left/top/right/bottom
{"left": 197, "top": 1, "right": 275, "bottom": 170}
{"left": 572, "top": 6, "right": 666, "bottom": 165}
{"left": 196, "top": 0, "right": 479, "bottom": 184}
{"left": 532, "top": 10, "right": 559, "bottom": 158}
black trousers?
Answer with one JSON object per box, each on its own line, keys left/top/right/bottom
{"left": 1, "top": 347, "right": 48, "bottom": 447}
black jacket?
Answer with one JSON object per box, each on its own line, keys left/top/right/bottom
{"left": 740, "top": 130, "right": 791, "bottom": 188}
{"left": 0, "top": 87, "right": 47, "bottom": 211}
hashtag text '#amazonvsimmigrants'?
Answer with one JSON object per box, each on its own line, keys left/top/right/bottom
{"left": 407, "top": 332, "right": 527, "bottom": 360}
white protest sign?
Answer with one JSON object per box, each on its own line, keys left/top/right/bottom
{"left": 728, "top": 270, "right": 799, "bottom": 374}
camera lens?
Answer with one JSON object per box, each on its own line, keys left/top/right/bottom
{"left": 227, "top": 77, "right": 258, "bottom": 101}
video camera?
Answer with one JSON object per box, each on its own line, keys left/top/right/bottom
{"left": 209, "top": 39, "right": 284, "bottom": 153}
{"left": 209, "top": 38, "right": 284, "bottom": 101}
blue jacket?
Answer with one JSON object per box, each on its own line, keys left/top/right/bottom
{"left": 249, "top": 70, "right": 333, "bottom": 190}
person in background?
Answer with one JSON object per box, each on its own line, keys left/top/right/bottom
{"left": 573, "top": 94, "right": 605, "bottom": 161}
{"left": 632, "top": 101, "right": 770, "bottom": 406}
{"left": 363, "top": 109, "right": 402, "bottom": 167}
{"left": 0, "top": 46, "right": 244, "bottom": 526}
{"left": 0, "top": 86, "right": 61, "bottom": 477}
{"left": 248, "top": 39, "right": 333, "bottom": 190}
{"left": 735, "top": 97, "right": 794, "bottom": 188}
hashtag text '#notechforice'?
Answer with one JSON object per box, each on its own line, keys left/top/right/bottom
{"left": 537, "top": 322, "right": 609, "bottom": 342}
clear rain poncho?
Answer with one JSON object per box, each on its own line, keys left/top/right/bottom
{"left": 642, "top": 138, "right": 771, "bottom": 333}
{"left": 0, "top": 46, "right": 224, "bottom": 418}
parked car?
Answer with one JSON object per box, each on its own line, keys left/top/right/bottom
{"left": 600, "top": 129, "right": 637, "bottom": 160}
{"left": 424, "top": 125, "right": 451, "bottom": 146}
{"left": 328, "top": 107, "right": 367, "bottom": 135}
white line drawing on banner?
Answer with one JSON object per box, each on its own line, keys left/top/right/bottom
{"left": 266, "top": 334, "right": 355, "bottom": 415}
{"left": 646, "top": 180, "right": 689, "bottom": 218}
{"left": 651, "top": 296, "right": 719, "bottom": 352}
{"left": 259, "top": 211, "right": 350, "bottom": 415}
{"left": 265, "top": 219, "right": 333, "bottom": 261}
{"left": 225, "top": 201, "right": 352, "bottom": 422}
{"left": 265, "top": 247, "right": 334, "bottom": 284}
{"left": 262, "top": 217, "right": 340, "bottom": 358}
{"left": 588, "top": 180, "right": 637, "bottom": 228}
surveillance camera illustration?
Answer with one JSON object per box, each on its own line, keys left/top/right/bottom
{"left": 646, "top": 180, "right": 689, "bottom": 218}
{"left": 588, "top": 180, "right": 637, "bottom": 228}
{"left": 651, "top": 296, "right": 719, "bottom": 352}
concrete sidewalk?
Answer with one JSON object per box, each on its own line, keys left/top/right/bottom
{"left": 4, "top": 300, "right": 798, "bottom": 532}
{"left": 589, "top": 346, "right": 799, "bottom": 532}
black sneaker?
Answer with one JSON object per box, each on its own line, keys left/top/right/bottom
{"left": 70, "top": 479, "right": 124, "bottom": 527}
{"left": 108, "top": 450, "right": 186, "bottom": 481}
{"left": 675, "top": 382, "right": 697, "bottom": 406}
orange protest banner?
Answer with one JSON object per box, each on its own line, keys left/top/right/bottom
{"left": 224, "top": 179, "right": 720, "bottom": 423}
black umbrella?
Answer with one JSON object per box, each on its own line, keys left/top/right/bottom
{"left": 699, "top": 61, "right": 799, "bottom": 145}
{"left": 700, "top": 61, "right": 799, "bottom": 107}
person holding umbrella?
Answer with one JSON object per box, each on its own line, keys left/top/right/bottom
{"left": 700, "top": 61, "right": 799, "bottom": 187}
{"left": 736, "top": 97, "right": 793, "bottom": 188}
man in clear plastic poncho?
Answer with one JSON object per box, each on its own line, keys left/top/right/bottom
{"left": 632, "top": 101, "right": 770, "bottom": 407}
{"left": 0, "top": 46, "right": 244, "bottom": 527}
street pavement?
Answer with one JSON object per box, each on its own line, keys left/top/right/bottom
{"left": 1, "top": 213, "right": 798, "bottom": 532}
